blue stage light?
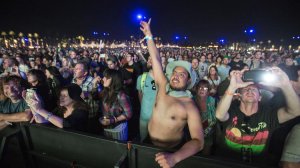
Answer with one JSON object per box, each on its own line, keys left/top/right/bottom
{"left": 137, "top": 14, "right": 142, "bottom": 20}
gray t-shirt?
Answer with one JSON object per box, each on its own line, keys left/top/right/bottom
{"left": 0, "top": 98, "right": 30, "bottom": 114}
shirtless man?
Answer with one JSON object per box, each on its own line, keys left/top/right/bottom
{"left": 140, "top": 20, "right": 204, "bottom": 168}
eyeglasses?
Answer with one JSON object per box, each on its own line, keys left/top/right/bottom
{"left": 151, "top": 80, "right": 156, "bottom": 90}
{"left": 240, "top": 88, "right": 259, "bottom": 93}
{"left": 198, "top": 87, "right": 208, "bottom": 91}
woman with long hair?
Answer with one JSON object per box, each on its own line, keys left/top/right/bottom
{"left": 203, "top": 65, "right": 221, "bottom": 96}
{"left": 45, "top": 66, "right": 65, "bottom": 98}
{"left": 193, "top": 80, "right": 217, "bottom": 155}
{"left": 26, "top": 84, "right": 89, "bottom": 131}
{"left": 99, "top": 69, "right": 132, "bottom": 141}
{"left": 27, "top": 69, "right": 55, "bottom": 111}
{"left": 214, "top": 55, "right": 223, "bottom": 68}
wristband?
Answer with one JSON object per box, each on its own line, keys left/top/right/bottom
{"left": 46, "top": 113, "right": 53, "bottom": 120}
{"left": 145, "top": 36, "right": 153, "bottom": 41}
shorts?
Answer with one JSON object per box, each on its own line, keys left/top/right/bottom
{"left": 281, "top": 124, "right": 300, "bottom": 162}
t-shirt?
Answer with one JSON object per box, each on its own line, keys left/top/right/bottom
{"left": 0, "top": 98, "right": 29, "bottom": 114}
{"left": 216, "top": 100, "right": 280, "bottom": 162}
{"left": 217, "top": 65, "right": 231, "bottom": 82}
{"left": 136, "top": 73, "right": 156, "bottom": 121}
{"left": 197, "top": 62, "right": 208, "bottom": 79}
{"left": 54, "top": 108, "right": 88, "bottom": 132}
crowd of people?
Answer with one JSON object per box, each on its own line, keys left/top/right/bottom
{"left": 0, "top": 20, "right": 300, "bottom": 168}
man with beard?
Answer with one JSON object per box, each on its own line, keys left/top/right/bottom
{"left": 136, "top": 55, "right": 157, "bottom": 142}
{"left": 140, "top": 19, "right": 204, "bottom": 168}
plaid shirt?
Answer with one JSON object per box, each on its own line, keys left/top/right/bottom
{"left": 72, "top": 76, "right": 99, "bottom": 118}
{"left": 72, "top": 76, "right": 94, "bottom": 92}
{"left": 101, "top": 91, "right": 132, "bottom": 119}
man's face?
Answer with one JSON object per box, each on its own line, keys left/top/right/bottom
{"left": 70, "top": 51, "right": 77, "bottom": 59}
{"left": 200, "top": 56, "right": 206, "bottom": 63}
{"left": 285, "top": 58, "right": 294, "bottom": 66}
{"left": 3, "top": 59, "right": 12, "bottom": 69}
{"left": 73, "top": 64, "right": 86, "bottom": 79}
{"left": 107, "top": 60, "right": 117, "bottom": 70}
{"left": 126, "top": 54, "right": 133, "bottom": 62}
{"left": 43, "top": 58, "right": 49, "bottom": 66}
{"left": 255, "top": 52, "right": 262, "bottom": 59}
{"left": 223, "top": 58, "right": 229, "bottom": 65}
{"left": 207, "top": 54, "right": 212, "bottom": 59}
{"left": 170, "top": 66, "right": 190, "bottom": 91}
{"left": 191, "top": 59, "right": 199, "bottom": 70}
{"left": 239, "top": 85, "right": 261, "bottom": 103}
{"left": 3, "top": 81, "right": 21, "bottom": 100}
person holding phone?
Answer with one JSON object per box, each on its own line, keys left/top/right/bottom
{"left": 215, "top": 68, "right": 300, "bottom": 165}
{"left": 25, "top": 84, "right": 89, "bottom": 131}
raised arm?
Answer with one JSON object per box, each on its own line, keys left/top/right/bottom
{"left": 140, "top": 19, "right": 167, "bottom": 88}
{"left": 26, "top": 92, "right": 64, "bottom": 128}
{"left": 260, "top": 68, "right": 300, "bottom": 123}
{"left": 216, "top": 71, "right": 253, "bottom": 121}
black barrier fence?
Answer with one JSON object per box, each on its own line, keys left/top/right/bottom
{"left": 21, "top": 124, "right": 128, "bottom": 168}
{"left": 0, "top": 124, "right": 272, "bottom": 168}
{"left": 128, "top": 143, "right": 259, "bottom": 168}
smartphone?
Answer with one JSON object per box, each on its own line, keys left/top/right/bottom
{"left": 242, "top": 70, "right": 276, "bottom": 83}
{"left": 26, "top": 89, "right": 36, "bottom": 100}
{"left": 100, "top": 54, "right": 106, "bottom": 58}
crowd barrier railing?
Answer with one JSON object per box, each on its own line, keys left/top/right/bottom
{"left": 1, "top": 124, "right": 275, "bottom": 168}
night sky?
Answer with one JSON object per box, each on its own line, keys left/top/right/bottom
{"left": 1, "top": 0, "right": 299, "bottom": 43}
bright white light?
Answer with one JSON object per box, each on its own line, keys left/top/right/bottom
{"left": 137, "top": 15, "right": 142, "bottom": 19}
{"left": 249, "top": 29, "right": 254, "bottom": 33}
{"left": 262, "top": 72, "right": 276, "bottom": 83}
